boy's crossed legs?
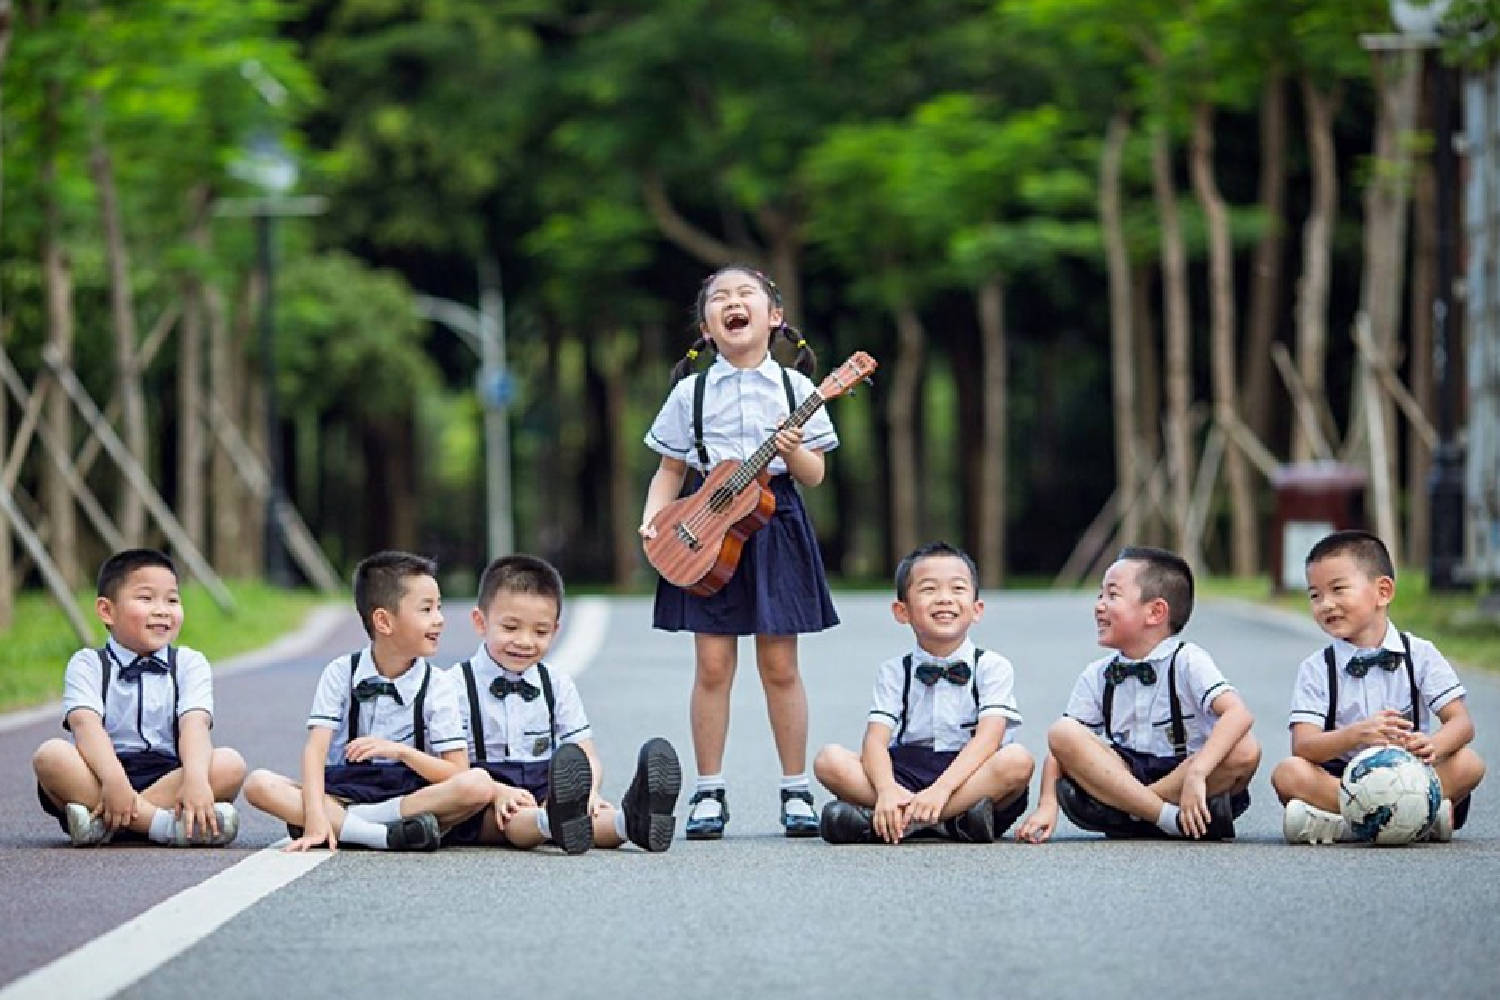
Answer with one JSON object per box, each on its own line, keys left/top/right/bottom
{"left": 1272, "top": 747, "right": 1485, "bottom": 842}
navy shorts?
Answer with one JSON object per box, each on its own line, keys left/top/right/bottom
{"left": 443, "top": 760, "right": 551, "bottom": 846}
{"left": 37, "top": 748, "right": 182, "bottom": 833}
{"left": 1322, "top": 756, "right": 1472, "bottom": 830}
{"left": 323, "top": 762, "right": 429, "bottom": 804}
{"left": 887, "top": 744, "right": 1030, "bottom": 835}
{"left": 1112, "top": 744, "right": 1251, "bottom": 818}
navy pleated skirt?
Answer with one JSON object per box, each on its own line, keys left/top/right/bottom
{"left": 653, "top": 474, "right": 839, "bottom": 636}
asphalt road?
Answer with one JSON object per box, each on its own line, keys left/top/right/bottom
{"left": 3, "top": 591, "right": 1497, "bottom": 999}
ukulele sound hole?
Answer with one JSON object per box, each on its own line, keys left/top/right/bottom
{"left": 707, "top": 487, "right": 735, "bottom": 513}
{"left": 675, "top": 523, "right": 701, "bottom": 550}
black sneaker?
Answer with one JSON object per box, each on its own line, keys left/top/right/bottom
{"left": 1192, "top": 793, "right": 1237, "bottom": 841}
{"left": 621, "top": 737, "right": 682, "bottom": 852}
{"left": 546, "top": 742, "right": 594, "bottom": 855}
{"left": 1056, "top": 777, "right": 1145, "bottom": 836}
{"left": 384, "top": 812, "right": 441, "bottom": 851}
{"left": 819, "top": 801, "right": 877, "bottom": 844}
{"left": 945, "top": 797, "right": 996, "bottom": 843}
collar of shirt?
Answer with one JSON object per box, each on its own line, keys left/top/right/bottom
{"left": 1330, "top": 621, "right": 1403, "bottom": 668}
{"left": 471, "top": 643, "right": 542, "bottom": 684}
{"left": 705, "top": 351, "right": 783, "bottom": 386}
{"left": 1099, "top": 636, "right": 1178, "bottom": 676}
{"left": 353, "top": 646, "right": 428, "bottom": 700}
{"left": 105, "top": 636, "right": 162, "bottom": 671}
{"left": 911, "top": 638, "right": 977, "bottom": 670}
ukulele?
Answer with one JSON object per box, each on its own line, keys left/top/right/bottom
{"left": 645, "top": 351, "right": 878, "bottom": 596}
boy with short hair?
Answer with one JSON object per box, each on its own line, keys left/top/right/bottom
{"left": 444, "top": 554, "right": 682, "bottom": 853}
{"left": 32, "top": 548, "right": 245, "bottom": 847}
{"left": 1272, "top": 529, "right": 1485, "bottom": 844}
{"left": 1018, "top": 546, "right": 1259, "bottom": 843}
{"left": 244, "top": 551, "right": 493, "bottom": 851}
{"left": 813, "top": 541, "right": 1034, "bottom": 845}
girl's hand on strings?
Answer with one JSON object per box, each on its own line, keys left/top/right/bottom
{"left": 772, "top": 425, "right": 803, "bottom": 457}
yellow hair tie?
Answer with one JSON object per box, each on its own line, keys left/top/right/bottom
{"left": 795, "top": 339, "right": 807, "bottom": 349}
{"left": 687, "top": 348, "right": 699, "bottom": 360}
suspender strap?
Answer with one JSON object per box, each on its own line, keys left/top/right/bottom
{"left": 412, "top": 663, "right": 430, "bottom": 754}
{"left": 896, "top": 654, "right": 913, "bottom": 745}
{"left": 1165, "top": 643, "right": 1186, "bottom": 758}
{"left": 98, "top": 646, "right": 112, "bottom": 713}
{"left": 461, "top": 659, "right": 486, "bottom": 763}
{"left": 1322, "top": 647, "right": 1338, "bottom": 732}
{"left": 1102, "top": 678, "right": 1115, "bottom": 739}
{"left": 971, "top": 648, "right": 984, "bottom": 711}
{"left": 167, "top": 646, "right": 181, "bottom": 751}
{"left": 691, "top": 373, "right": 711, "bottom": 468}
{"left": 780, "top": 367, "right": 796, "bottom": 412}
{"left": 97, "top": 645, "right": 181, "bottom": 752}
{"left": 347, "top": 651, "right": 362, "bottom": 743}
{"left": 538, "top": 664, "right": 557, "bottom": 752}
{"left": 1401, "top": 632, "right": 1420, "bottom": 731}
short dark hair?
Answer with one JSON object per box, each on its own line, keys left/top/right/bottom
{"left": 1117, "top": 546, "right": 1194, "bottom": 634}
{"left": 1305, "top": 529, "right": 1395, "bottom": 581}
{"left": 97, "top": 548, "right": 177, "bottom": 600}
{"left": 894, "top": 541, "right": 979, "bottom": 602}
{"left": 353, "top": 551, "right": 438, "bottom": 637}
{"left": 477, "top": 553, "right": 564, "bottom": 616}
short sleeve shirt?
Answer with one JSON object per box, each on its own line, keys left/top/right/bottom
{"left": 1288, "top": 623, "right": 1466, "bottom": 762}
{"left": 306, "top": 648, "right": 467, "bottom": 764}
{"left": 450, "top": 644, "right": 592, "bottom": 762}
{"left": 1065, "top": 638, "right": 1234, "bottom": 756}
{"left": 867, "top": 639, "right": 1022, "bottom": 752}
{"left": 61, "top": 638, "right": 213, "bottom": 754}
{"left": 644, "top": 354, "right": 839, "bottom": 475}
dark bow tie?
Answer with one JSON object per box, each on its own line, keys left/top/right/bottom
{"left": 491, "top": 675, "right": 541, "bottom": 702}
{"left": 353, "top": 677, "right": 403, "bottom": 704}
{"left": 1346, "top": 649, "right": 1403, "bottom": 678}
{"left": 915, "top": 660, "right": 972, "bottom": 686}
{"left": 1104, "top": 658, "right": 1157, "bottom": 686}
{"left": 118, "top": 654, "right": 168, "bottom": 683}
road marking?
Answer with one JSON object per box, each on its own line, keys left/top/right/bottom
{"left": 0, "top": 843, "right": 332, "bottom": 1000}
{"left": 549, "top": 597, "right": 609, "bottom": 677}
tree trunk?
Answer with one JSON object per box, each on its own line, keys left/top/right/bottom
{"left": 1100, "top": 109, "right": 1139, "bottom": 547}
{"left": 1151, "top": 125, "right": 1193, "bottom": 553}
{"left": 178, "top": 186, "right": 211, "bottom": 550}
{"left": 1132, "top": 263, "right": 1164, "bottom": 545}
{"left": 0, "top": 0, "right": 14, "bottom": 625}
{"left": 887, "top": 297, "right": 925, "bottom": 563}
{"left": 597, "top": 331, "right": 640, "bottom": 589}
{"left": 1189, "top": 102, "right": 1257, "bottom": 576}
{"left": 1243, "top": 69, "right": 1288, "bottom": 444}
{"left": 41, "top": 76, "right": 78, "bottom": 588}
{"left": 975, "top": 276, "right": 1007, "bottom": 587}
{"left": 1295, "top": 76, "right": 1342, "bottom": 463}
{"left": 1406, "top": 101, "right": 1437, "bottom": 569}
{"left": 86, "top": 89, "right": 148, "bottom": 546}
{"left": 210, "top": 275, "right": 255, "bottom": 577}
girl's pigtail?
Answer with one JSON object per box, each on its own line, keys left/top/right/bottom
{"left": 670, "top": 336, "right": 710, "bottom": 384}
{"left": 780, "top": 323, "right": 816, "bottom": 377}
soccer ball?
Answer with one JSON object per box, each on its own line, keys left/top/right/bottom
{"left": 1339, "top": 745, "right": 1442, "bottom": 845}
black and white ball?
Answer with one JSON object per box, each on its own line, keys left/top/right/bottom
{"left": 1339, "top": 745, "right": 1442, "bottom": 845}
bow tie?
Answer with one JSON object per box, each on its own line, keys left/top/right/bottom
{"left": 914, "top": 660, "right": 972, "bottom": 686}
{"left": 1104, "top": 658, "right": 1157, "bottom": 686}
{"left": 118, "top": 654, "right": 168, "bottom": 683}
{"left": 353, "top": 678, "right": 403, "bottom": 704}
{"left": 491, "top": 675, "right": 541, "bottom": 702}
{"left": 1346, "top": 649, "right": 1403, "bottom": 678}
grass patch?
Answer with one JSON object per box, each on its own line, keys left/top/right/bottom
{"left": 0, "top": 582, "right": 331, "bottom": 713}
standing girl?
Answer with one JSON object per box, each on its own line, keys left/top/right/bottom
{"left": 639, "top": 266, "right": 840, "bottom": 839}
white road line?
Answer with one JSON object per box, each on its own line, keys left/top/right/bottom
{"left": 0, "top": 843, "right": 332, "bottom": 1000}
{"left": 548, "top": 597, "right": 609, "bottom": 677}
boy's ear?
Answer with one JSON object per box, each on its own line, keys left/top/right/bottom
{"left": 95, "top": 596, "right": 115, "bottom": 628}
{"left": 371, "top": 606, "right": 394, "bottom": 637}
{"left": 1145, "top": 597, "right": 1171, "bottom": 628}
{"left": 471, "top": 606, "right": 487, "bottom": 635}
{"left": 891, "top": 599, "right": 911, "bottom": 626}
{"left": 1375, "top": 575, "right": 1396, "bottom": 606}
{"left": 971, "top": 597, "right": 985, "bottom": 623}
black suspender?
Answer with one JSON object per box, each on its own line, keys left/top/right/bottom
{"left": 1322, "top": 632, "right": 1421, "bottom": 732}
{"left": 95, "top": 645, "right": 180, "bottom": 751}
{"left": 537, "top": 664, "right": 558, "bottom": 752}
{"left": 894, "top": 649, "right": 983, "bottom": 746}
{"left": 461, "top": 658, "right": 557, "bottom": 760}
{"left": 347, "top": 652, "right": 430, "bottom": 752}
{"left": 690, "top": 367, "right": 799, "bottom": 470}
{"left": 1101, "top": 643, "right": 1187, "bottom": 758}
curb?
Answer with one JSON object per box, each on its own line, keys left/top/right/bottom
{"left": 0, "top": 603, "right": 351, "bottom": 735}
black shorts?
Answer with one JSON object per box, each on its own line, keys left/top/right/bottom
{"left": 1111, "top": 744, "right": 1251, "bottom": 818}
{"left": 37, "top": 748, "right": 181, "bottom": 833}
{"left": 887, "top": 744, "right": 1030, "bottom": 835}
{"left": 322, "top": 762, "right": 429, "bottom": 804}
{"left": 443, "top": 760, "right": 551, "bottom": 846}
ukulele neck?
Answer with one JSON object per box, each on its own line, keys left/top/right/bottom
{"left": 726, "top": 390, "right": 826, "bottom": 493}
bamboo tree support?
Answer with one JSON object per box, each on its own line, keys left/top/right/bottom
{"left": 1183, "top": 426, "right": 1227, "bottom": 574}
{"left": 1055, "top": 450, "right": 1172, "bottom": 588}
{"left": 1359, "top": 321, "right": 1401, "bottom": 564}
{"left": 0, "top": 478, "right": 93, "bottom": 643}
{"left": 1216, "top": 413, "right": 1281, "bottom": 482}
{"left": 65, "top": 303, "right": 178, "bottom": 485}
{"left": 41, "top": 345, "right": 234, "bottom": 611}
{"left": 1270, "top": 343, "right": 1336, "bottom": 461}
{"left": 1352, "top": 315, "right": 1439, "bottom": 448}
{"left": 201, "top": 395, "right": 339, "bottom": 593}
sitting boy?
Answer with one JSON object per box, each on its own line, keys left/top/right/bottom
{"left": 32, "top": 548, "right": 245, "bottom": 846}
{"left": 814, "top": 542, "right": 1034, "bottom": 844}
{"left": 244, "top": 551, "right": 493, "bottom": 851}
{"left": 1272, "top": 529, "right": 1486, "bottom": 843}
{"left": 444, "top": 554, "right": 681, "bottom": 853}
{"left": 1018, "top": 546, "right": 1259, "bottom": 843}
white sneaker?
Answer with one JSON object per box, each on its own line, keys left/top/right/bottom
{"left": 64, "top": 803, "right": 111, "bottom": 847}
{"left": 1283, "top": 799, "right": 1352, "bottom": 844}
{"left": 1422, "top": 799, "right": 1453, "bottom": 843}
{"left": 170, "top": 803, "right": 240, "bottom": 846}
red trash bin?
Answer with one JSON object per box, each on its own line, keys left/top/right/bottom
{"left": 1270, "top": 462, "right": 1368, "bottom": 591}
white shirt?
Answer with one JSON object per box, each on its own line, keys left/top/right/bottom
{"left": 645, "top": 354, "right": 839, "bottom": 474}
{"left": 61, "top": 637, "right": 214, "bottom": 754}
{"left": 1065, "top": 638, "right": 1234, "bottom": 756}
{"left": 867, "top": 639, "right": 1022, "bottom": 752}
{"left": 450, "top": 644, "right": 592, "bottom": 762}
{"left": 1288, "top": 622, "right": 1466, "bottom": 761}
{"left": 307, "top": 648, "right": 468, "bottom": 764}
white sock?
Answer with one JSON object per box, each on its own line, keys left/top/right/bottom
{"left": 779, "top": 773, "right": 810, "bottom": 791}
{"left": 339, "top": 812, "right": 390, "bottom": 850}
{"left": 781, "top": 774, "right": 815, "bottom": 818}
{"left": 1156, "top": 802, "right": 1184, "bottom": 838}
{"left": 695, "top": 773, "right": 726, "bottom": 794}
{"left": 146, "top": 808, "right": 175, "bottom": 844}
{"left": 613, "top": 809, "right": 628, "bottom": 841}
{"left": 536, "top": 808, "right": 552, "bottom": 840}
{"left": 346, "top": 798, "right": 403, "bottom": 825}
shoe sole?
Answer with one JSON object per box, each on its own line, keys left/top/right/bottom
{"left": 783, "top": 817, "right": 820, "bottom": 838}
{"left": 684, "top": 823, "right": 723, "bottom": 840}
{"left": 627, "top": 738, "right": 681, "bottom": 852}
{"left": 547, "top": 744, "right": 594, "bottom": 855}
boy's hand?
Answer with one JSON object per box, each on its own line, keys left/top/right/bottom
{"left": 286, "top": 814, "right": 335, "bottom": 853}
{"left": 1350, "top": 709, "right": 1412, "bottom": 749}
{"left": 493, "top": 784, "right": 536, "bottom": 827}
{"left": 873, "top": 786, "right": 913, "bottom": 844}
{"left": 1016, "top": 803, "right": 1057, "bottom": 844}
{"left": 176, "top": 775, "right": 218, "bottom": 841}
{"left": 1177, "top": 770, "right": 1210, "bottom": 839}
{"left": 1402, "top": 730, "right": 1436, "bottom": 763}
{"left": 772, "top": 425, "right": 804, "bottom": 457}
{"left": 343, "top": 737, "right": 405, "bottom": 764}
{"left": 903, "top": 784, "right": 951, "bottom": 829}
{"left": 98, "top": 776, "right": 138, "bottom": 832}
